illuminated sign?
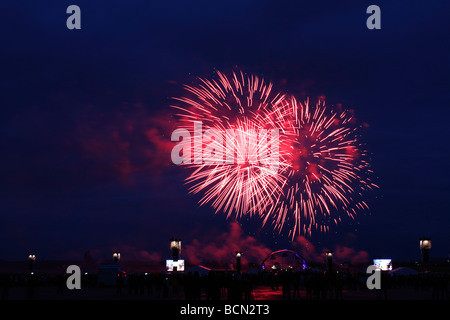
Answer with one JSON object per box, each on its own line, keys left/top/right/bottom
{"left": 166, "top": 259, "right": 185, "bottom": 272}
{"left": 373, "top": 259, "right": 392, "bottom": 271}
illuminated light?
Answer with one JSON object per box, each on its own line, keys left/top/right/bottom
{"left": 113, "top": 252, "right": 121, "bottom": 262}
{"left": 419, "top": 237, "right": 432, "bottom": 265}
{"left": 373, "top": 259, "right": 393, "bottom": 271}
{"left": 166, "top": 259, "right": 185, "bottom": 272}
{"left": 170, "top": 238, "right": 182, "bottom": 261}
{"left": 419, "top": 239, "right": 431, "bottom": 250}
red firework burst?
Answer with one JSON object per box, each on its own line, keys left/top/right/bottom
{"left": 171, "top": 70, "right": 291, "bottom": 218}
{"left": 170, "top": 70, "right": 377, "bottom": 239}
{"left": 262, "top": 97, "right": 378, "bottom": 238}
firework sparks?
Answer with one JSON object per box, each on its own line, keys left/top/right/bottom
{"left": 170, "top": 70, "right": 377, "bottom": 239}
{"left": 262, "top": 97, "right": 378, "bottom": 238}
{"left": 171, "top": 71, "right": 291, "bottom": 219}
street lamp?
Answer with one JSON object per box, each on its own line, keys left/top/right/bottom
{"left": 235, "top": 251, "right": 243, "bottom": 274}
{"left": 113, "top": 252, "right": 121, "bottom": 263}
{"left": 170, "top": 238, "right": 182, "bottom": 261}
{"left": 28, "top": 254, "right": 36, "bottom": 273}
{"left": 419, "top": 238, "right": 431, "bottom": 264}
{"left": 325, "top": 251, "right": 333, "bottom": 272}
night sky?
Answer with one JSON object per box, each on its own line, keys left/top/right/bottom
{"left": 1, "top": 1, "right": 449, "bottom": 265}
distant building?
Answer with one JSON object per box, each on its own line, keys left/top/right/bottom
{"left": 261, "top": 249, "right": 307, "bottom": 271}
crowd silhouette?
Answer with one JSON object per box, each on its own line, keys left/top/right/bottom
{"left": 0, "top": 268, "right": 448, "bottom": 300}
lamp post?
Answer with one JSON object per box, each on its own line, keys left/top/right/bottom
{"left": 170, "top": 238, "right": 182, "bottom": 272}
{"left": 419, "top": 238, "right": 431, "bottom": 266}
{"left": 28, "top": 254, "right": 36, "bottom": 273}
{"left": 235, "top": 251, "right": 243, "bottom": 274}
{"left": 326, "top": 251, "right": 333, "bottom": 272}
{"left": 170, "top": 238, "right": 182, "bottom": 261}
{"left": 113, "top": 252, "right": 121, "bottom": 263}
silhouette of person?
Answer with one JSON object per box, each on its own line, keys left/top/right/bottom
{"left": 116, "top": 273, "right": 124, "bottom": 296}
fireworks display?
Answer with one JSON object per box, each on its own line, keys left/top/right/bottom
{"left": 170, "top": 70, "right": 377, "bottom": 239}
{"left": 264, "top": 96, "right": 377, "bottom": 238}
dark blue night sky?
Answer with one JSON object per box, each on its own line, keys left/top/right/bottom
{"left": 1, "top": 1, "right": 449, "bottom": 264}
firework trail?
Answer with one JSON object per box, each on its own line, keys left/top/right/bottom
{"left": 170, "top": 70, "right": 377, "bottom": 239}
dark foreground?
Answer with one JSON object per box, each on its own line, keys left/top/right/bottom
{"left": 1, "top": 271, "right": 448, "bottom": 300}
{"left": 0, "top": 283, "right": 447, "bottom": 300}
